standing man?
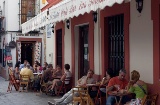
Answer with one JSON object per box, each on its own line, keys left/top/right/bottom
{"left": 48, "top": 69, "right": 95, "bottom": 105}
{"left": 106, "top": 69, "right": 129, "bottom": 105}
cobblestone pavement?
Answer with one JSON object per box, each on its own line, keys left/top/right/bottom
{"left": 0, "top": 77, "right": 61, "bottom": 105}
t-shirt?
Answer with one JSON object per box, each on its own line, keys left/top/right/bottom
{"left": 20, "top": 68, "right": 34, "bottom": 80}
{"left": 129, "top": 84, "right": 147, "bottom": 98}
{"left": 19, "top": 64, "right": 25, "bottom": 70}
{"left": 64, "top": 70, "right": 72, "bottom": 84}
{"left": 42, "top": 68, "right": 53, "bottom": 82}
{"left": 54, "top": 70, "right": 62, "bottom": 77}
{"left": 108, "top": 76, "right": 128, "bottom": 91}
{"left": 77, "top": 76, "right": 96, "bottom": 86}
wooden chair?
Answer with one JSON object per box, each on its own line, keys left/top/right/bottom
{"left": 72, "top": 87, "right": 94, "bottom": 105}
{"left": 7, "top": 67, "right": 19, "bottom": 92}
{"left": 94, "top": 85, "right": 106, "bottom": 105}
{"left": 39, "top": 80, "right": 48, "bottom": 95}
{"left": 56, "top": 77, "right": 72, "bottom": 96}
{"left": 19, "top": 75, "right": 30, "bottom": 92}
{"left": 145, "top": 93, "right": 158, "bottom": 105}
{"left": 7, "top": 74, "right": 19, "bottom": 92}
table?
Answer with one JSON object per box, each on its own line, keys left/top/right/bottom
{"left": 114, "top": 92, "right": 130, "bottom": 105}
{"left": 33, "top": 73, "right": 42, "bottom": 75}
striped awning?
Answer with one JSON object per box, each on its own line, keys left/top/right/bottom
{"left": 22, "top": 0, "right": 130, "bottom": 34}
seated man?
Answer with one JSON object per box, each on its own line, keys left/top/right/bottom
{"left": 106, "top": 69, "right": 129, "bottom": 105}
{"left": 41, "top": 64, "right": 54, "bottom": 84}
{"left": 19, "top": 60, "right": 28, "bottom": 70}
{"left": 49, "top": 64, "right": 72, "bottom": 95}
{"left": 20, "top": 64, "right": 34, "bottom": 81}
{"left": 48, "top": 69, "right": 96, "bottom": 105}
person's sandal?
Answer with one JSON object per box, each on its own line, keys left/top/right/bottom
{"left": 48, "top": 101, "right": 55, "bottom": 105}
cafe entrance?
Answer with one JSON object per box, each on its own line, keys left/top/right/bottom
{"left": 78, "top": 25, "right": 89, "bottom": 78}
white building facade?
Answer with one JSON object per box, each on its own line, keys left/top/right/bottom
{"left": 0, "top": 0, "right": 45, "bottom": 79}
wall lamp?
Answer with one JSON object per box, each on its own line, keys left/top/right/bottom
{"left": 93, "top": 11, "right": 98, "bottom": 23}
{"left": 51, "top": 25, "right": 54, "bottom": 33}
{"left": 135, "top": 0, "right": 143, "bottom": 13}
{"left": 66, "top": 20, "right": 70, "bottom": 29}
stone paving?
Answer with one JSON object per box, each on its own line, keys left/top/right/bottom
{"left": 0, "top": 77, "right": 61, "bottom": 105}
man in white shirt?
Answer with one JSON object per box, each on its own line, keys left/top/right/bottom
{"left": 48, "top": 70, "right": 95, "bottom": 105}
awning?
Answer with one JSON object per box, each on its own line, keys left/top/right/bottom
{"left": 22, "top": 0, "right": 130, "bottom": 34}
{"left": 22, "top": 9, "right": 48, "bottom": 34}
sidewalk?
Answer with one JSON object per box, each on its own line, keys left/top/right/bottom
{"left": 0, "top": 77, "right": 61, "bottom": 105}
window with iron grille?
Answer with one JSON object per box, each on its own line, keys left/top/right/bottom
{"left": 56, "top": 29, "right": 62, "bottom": 68}
{"left": 21, "top": 0, "right": 35, "bottom": 24}
{"left": 108, "top": 14, "right": 124, "bottom": 76}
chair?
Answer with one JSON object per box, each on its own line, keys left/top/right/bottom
{"left": 7, "top": 74, "right": 19, "bottom": 92}
{"left": 72, "top": 87, "right": 94, "bottom": 105}
{"left": 7, "top": 67, "right": 19, "bottom": 92}
{"left": 39, "top": 80, "right": 48, "bottom": 95}
{"left": 94, "top": 85, "right": 106, "bottom": 105}
{"left": 19, "top": 75, "right": 30, "bottom": 92}
{"left": 56, "top": 77, "right": 72, "bottom": 96}
{"left": 145, "top": 93, "right": 158, "bottom": 105}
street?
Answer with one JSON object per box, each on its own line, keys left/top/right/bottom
{"left": 0, "top": 77, "right": 60, "bottom": 105}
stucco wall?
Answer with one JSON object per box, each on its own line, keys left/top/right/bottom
{"left": 64, "top": 20, "right": 72, "bottom": 69}
{"left": 94, "top": 10, "right": 101, "bottom": 75}
{"left": 7, "top": 0, "right": 19, "bottom": 31}
{"left": 45, "top": 24, "right": 55, "bottom": 68}
{"left": 130, "top": 0, "right": 153, "bottom": 84}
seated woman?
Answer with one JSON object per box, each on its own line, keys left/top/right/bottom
{"left": 14, "top": 61, "right": 21, "bottom": 80}
{"left": 33, "top": 61, "right": 42, "bottom": 73}
{"left": 52, "top": 65, "right": 62, "bottom": 78}
{"left": 89, "top": 68, "right": 114, "bottom": 98}
{"left": 125, "top": 70, "right": 147, "bottom": 105}
{"left": 49, "top": 64, "right": 72, "bottom": 95}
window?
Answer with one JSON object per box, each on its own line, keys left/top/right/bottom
{"left": 21, "top": 0, "right": 35, "bottom": 24}
{"left": 108, "top": 14, "right": 124, "bottom": 76}
{"left": 56, "top": 29, "right": 62, "bottom": 68}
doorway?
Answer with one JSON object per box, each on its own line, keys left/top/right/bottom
{"left": 56, "top": 29, "right": 62, "bottom": 68}
{"left": 21, "top": 41, "right": 35, "bottom": 66}
{"left": 79, "top": 25, "right": 89, "bottom": 78}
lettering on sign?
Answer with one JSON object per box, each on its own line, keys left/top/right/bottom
{"left": 16, "top": 34, "right": 39, "bottom": 36}
{"left": 79, "top": 1, "right": 87, "bottom": 10}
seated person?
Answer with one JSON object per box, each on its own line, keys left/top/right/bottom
{"left": 48, "top": 69, "right": 96, "bottom": 105}
{"left": 41, "top": 64, "right": 54, "bottom": 84}
{"left": 14, "top": 61, "right": 21, "bottom": 80}
{"left": 43, "top": 62, "right": 48, "bottom": 69}
{"left": 125, "top": 70, "right": 147, "bottom": 105}
{"left": 89, "top": 68, "right": 114, "bottom": 98}
{"left": 20, "top": 64, "right": 34, "bottom": 81}
{"left": 33, "top": 61, "right": 42, "bottom": 73}
{"left": 106, "top": 69, "right": 129, "bottom": 105}
{"left": 48, "top": 64, "right": 72, "bottom": 95}
{"left": 19, "top": 60, "right": 28, "bottom": 70}
{"left": 52, "top": 65, "right": 62, "bottom": 78}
